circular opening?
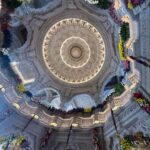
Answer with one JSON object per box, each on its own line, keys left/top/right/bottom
{"left": 70, "top": 46, "right": 82, "bottom": 59}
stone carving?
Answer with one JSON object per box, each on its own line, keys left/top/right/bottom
{"left": 42, "top": 18, "right": 105, "bottom": 84}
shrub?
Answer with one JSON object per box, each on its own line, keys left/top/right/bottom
{"left": 118, "top": 38, "right": 126, "bottom": 60}
{"left": 114, "top": 83, "right": 125, "bottom": 95}
{"left": 127, "top": 0, "right": 134, "bottom": 9}
{"left": 84, "top": 108, "right": 92, "bottom": 113}
{"left": 97, "top": 0, "right": 112, "bottom": 9}
{"left": 17, "top": 83, "right": 25, "bottom": 93}
{"left": 121, "top": 139, "right": 132, "bottom": 150}
{"left": 120, "top": 23, "right": 130, "bottom": 42}
{"left": 24, "top": 91, "right": 33, "bottom": 98}
{"left": 16, "top": 136, "right": 26, "bottom": 146}
{"left": 6, "top": 0, "right": 22, "bottom": 10}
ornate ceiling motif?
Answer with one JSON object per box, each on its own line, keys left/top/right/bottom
{"left": 42, "top": 18, "right": 105, "bottom": 84}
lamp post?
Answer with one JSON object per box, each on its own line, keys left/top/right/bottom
{"left": 111, "top": 109, "right": 119, "bottom": 134}
{"left": 22, "top": 114, "right": 35, "bottom": 132}
{"left": 65, "top": 124, "right": 73, "bottom": 150}
{"left": 111, "top": 109, "right": 122, "bottom": 150}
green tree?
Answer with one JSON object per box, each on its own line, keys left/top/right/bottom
{"left": 97, "top": 0, "right": 111, "bottom": 9}
{"left": 120, "top": 23, "right": 130, "bottom": 42}
{"left": 6, "top": 0, "right": 22, "bottom": 9}
{"left": 121, "top": 139, "right": 132, "bottom": 150}
{"left": 17, "top": 83, "right": 25, "bottom": 93}
{"left": 114, "top": 83, "right": 125, "bottom": 95}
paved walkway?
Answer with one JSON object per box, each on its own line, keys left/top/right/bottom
{"left": 135, "top": 7, "right": 150, "bottom": 94}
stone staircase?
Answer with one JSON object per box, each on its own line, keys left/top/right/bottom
{"left": 46, "top": 129, "right": 97, "bottom": 150}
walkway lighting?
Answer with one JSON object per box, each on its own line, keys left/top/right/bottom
{"left": 13, "top": 103, "right": 20, "bottom": 109}
{"left": 50, "top": 122, "right": 57, "bottom": 127}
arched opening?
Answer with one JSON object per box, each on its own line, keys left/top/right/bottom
{"left": 14, "top": 25, "right": 27, "bottom": 45}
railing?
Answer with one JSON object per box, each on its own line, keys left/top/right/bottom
{"left": 2, "top": 81, "right": 137, "bottom": 128}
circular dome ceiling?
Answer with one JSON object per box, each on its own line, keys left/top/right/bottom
{"left": 42, "top": 18, "right": 105, "bottom": 84}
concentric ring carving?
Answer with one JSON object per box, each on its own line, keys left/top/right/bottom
{"left": 42, "top": 18, "right": 105, "bottom": 84}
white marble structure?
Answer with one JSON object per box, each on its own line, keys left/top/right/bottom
{"left": 0, "top": 0, "right": 150, "bottom": 149}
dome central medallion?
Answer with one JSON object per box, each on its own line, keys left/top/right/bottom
{"left": 42, "top": 18, "right": 105, "bottom": 84}
{"left": 70, "top": 46, "right": 82, "bottom": 59}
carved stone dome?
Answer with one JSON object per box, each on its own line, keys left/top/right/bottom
{"left": 42, "top": 18, "right": 105, "bottom": 84}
